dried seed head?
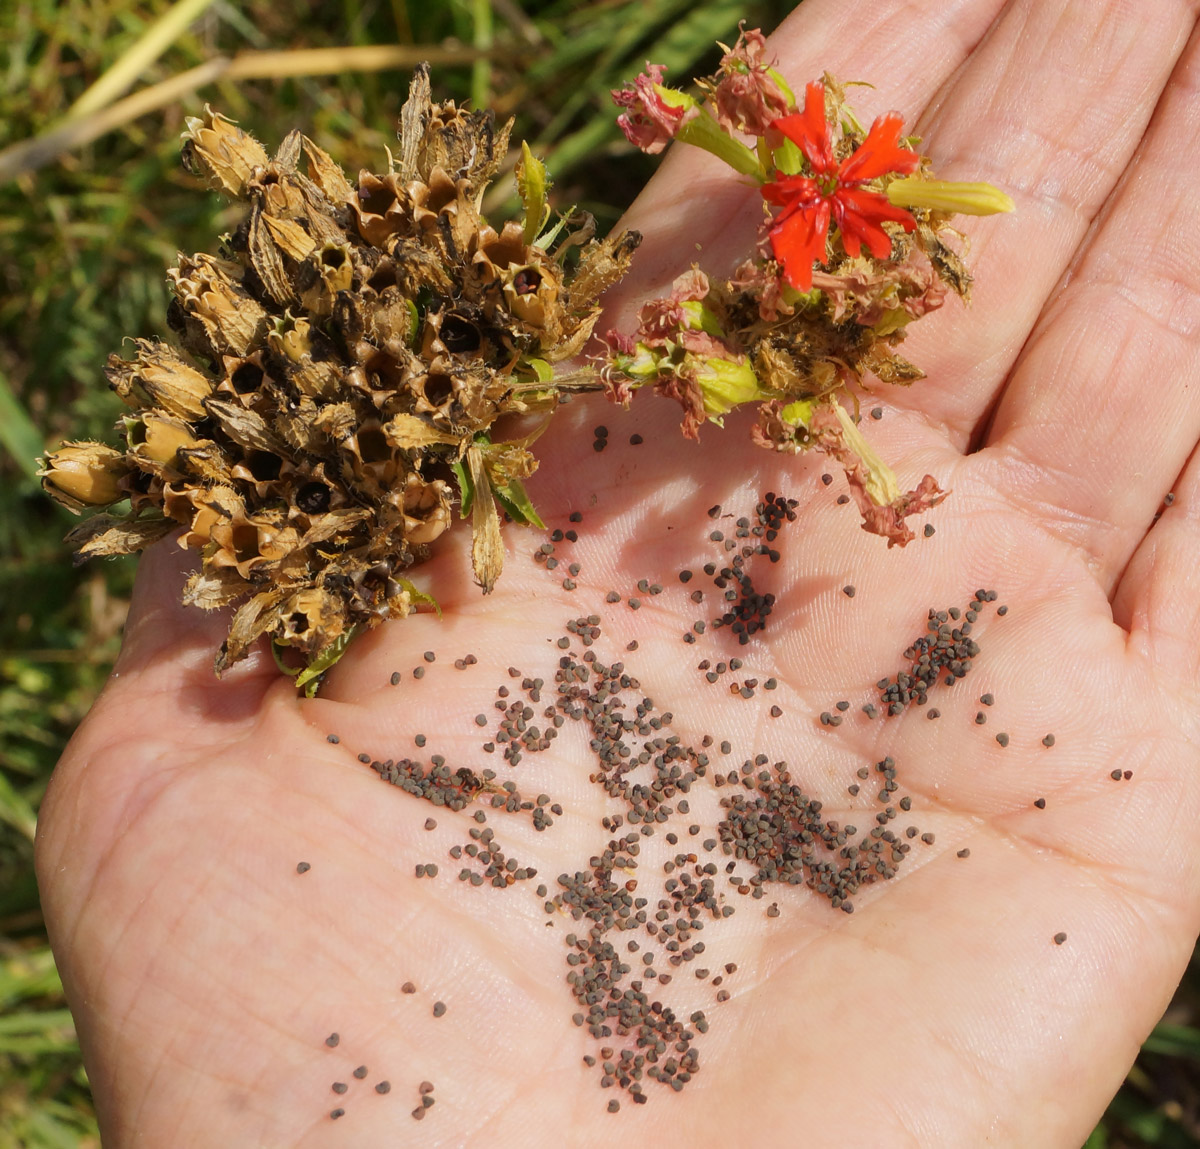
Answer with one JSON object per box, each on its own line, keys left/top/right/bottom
{"left": 40, "top": 442, "right": 128, "bottom": 511}
{"left": 50, "top": 66, "right": 639, "bottom": 681}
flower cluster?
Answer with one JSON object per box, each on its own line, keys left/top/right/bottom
{"left": 607, "top": 28, "right": 1012, "bottom": 545}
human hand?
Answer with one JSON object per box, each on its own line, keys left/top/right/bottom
{"left": 36, "top": 0, "right": 1200, "bottom": 1144}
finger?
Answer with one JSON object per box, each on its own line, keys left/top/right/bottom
{"left": 607, "top": 0, "right": 1008, "bottom": 324}
{"left": 1113, "top": 437, "right": 1200, "bottom": 686}
{"left": 982, "top": 17, "right": 1200, "bottom": 587}
{"left": 888, "top": 0, "right": 1199, "bottom": 445}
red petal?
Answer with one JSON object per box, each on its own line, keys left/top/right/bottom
{"left": 768, "top": 199, "right": 831, "bottom": 291}
{"left": 832, "top": 187, "right": 915, "bottom": 260}
{"left": 839, "top": 112, "right": 919, "bottom": 183}
{"left": 770, "top": 82, "right": 835, "bottom": 174}
{"left": 761, "top": 173, "right": 818, "bottom": 213}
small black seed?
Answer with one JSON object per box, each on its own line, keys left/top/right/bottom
{"left": 1034, "top": 798, "right": 1046, "bottom": 809}
{"left": 843, "top": 585, "right": 855, "bottom": 598}
{"left": 996, "top": 732, "right": 1009, "bottom": 747}
{"left": 1053, "top": 932, "right": 1067, "bottom": 945}
{"left": 296, "top": 862, "right": 311, "bottom": 874}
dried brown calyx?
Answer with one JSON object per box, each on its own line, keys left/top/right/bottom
{"left": 40, "top": 65, "right": 639, "bottom": 687}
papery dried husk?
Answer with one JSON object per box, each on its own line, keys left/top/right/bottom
{"left": 64, "top": 514, "right": 174, "bottom": 562}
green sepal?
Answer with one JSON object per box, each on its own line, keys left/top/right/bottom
{"left": 294, "top": 625, "right": 363, "bottom": 698}
{"left": 451, "top": 455, "right": 475, "bottom": 517}
{"left": 517, "top": 141, "right": 550, "bottom": 248}
{"left": 394, "top": 577, "right": 441, "bottom": 618}
{"left": 492, "top": 476, "right": 545, "bottom": 529}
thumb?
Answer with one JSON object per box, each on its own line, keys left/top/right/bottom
{"left": 113, "top": 536, "right": 280, "bottom": 703}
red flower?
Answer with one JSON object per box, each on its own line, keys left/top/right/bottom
{"left": 762, "top": 82, "right": 920, "bottom": 291}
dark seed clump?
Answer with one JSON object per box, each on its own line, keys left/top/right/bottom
{"left": 875, "top": 592, "right": 998, "bottom": 715}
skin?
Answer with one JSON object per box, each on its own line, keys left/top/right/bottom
{"left": 35, "top": 0, "right": 1200, "bottom": 1144}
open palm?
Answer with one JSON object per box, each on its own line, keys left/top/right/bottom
{"left": 36, "top": 1, "right": 1200, "bottom": 1144}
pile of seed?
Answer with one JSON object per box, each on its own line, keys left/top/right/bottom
{"left": 344, "top": 500, "right": 1012, "bottom": 1116}
{"left": 875, "top": 592, "right": 998, "bottom": 714}
{"left": 687, "top": 493, "right": 797, "bottom": 646}
{"left": 716, "top": 756, "right": 911, "bottom": 913}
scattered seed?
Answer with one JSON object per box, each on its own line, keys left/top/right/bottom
{"left": 331, "top": 1108, "right": 345, "bottom": 1120}
{"left": 607, "top": 1099, "right": 620, "bottom": 1113}
{"left": 413, "top": 666, "right": 425, "bottom": 679}
{"left": 1111, "top": 769, "right": 1123, "bottom": 781}
{"left": 325, "top": 1033, "right": 340, "bottom": 1048}
{"left": 630, "top": 434, "right": 643, "bottom": 445}
{"left": 843, "top": 585, "right": 855, "bottom": 598}
{"left": 326, "top": 733, "right": 340, "bottom": 744}
{"left": 956, "top": 848, "right": 970, "bottom": 858}
{"left": 980, "top": 693, "right": 994, "bottom": 706}
{"left": 1053, "top": 932, "right": 1067, "bottom": 945}
{"left": 375, "top": 1081, "right": 391, "bottom": 1094}
{"left": 996, "top": 732, "right": 1009, "bottom": 747}
{"left": 401, "top": 982, "right": 416, "bottom": 994}
{"left": 296, "top": 862, "right": 311, "bottom": 874}
{"left": 1034, "top": 798, "right": 1046, "bottom": 809}
{"left": 353, "top": 1065, "right": 368, "bottom": 1079}
{"left": 475, "top": 714, "right": 488, "bottom": 726}
{"left": 870, "top": 407, "right": 883, "bottom": 420}
{"left": 1042, "top": 734, "right": 1055, "bottom": 748}
{"left": 923, "top": 523, "right": 935, "bottom": 537}
{"left": 432, "top": 1001, "right": 447, "bottom": 1018}
{"left": 332, "top": 1082, "right": 347, "bottom": 1094}
{"left": 423, "top": 651, "right": 435, "bottom": 663}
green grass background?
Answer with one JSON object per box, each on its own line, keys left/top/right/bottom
{"left": 0, "top": 1, "right": 1196, "bottom": 1144}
